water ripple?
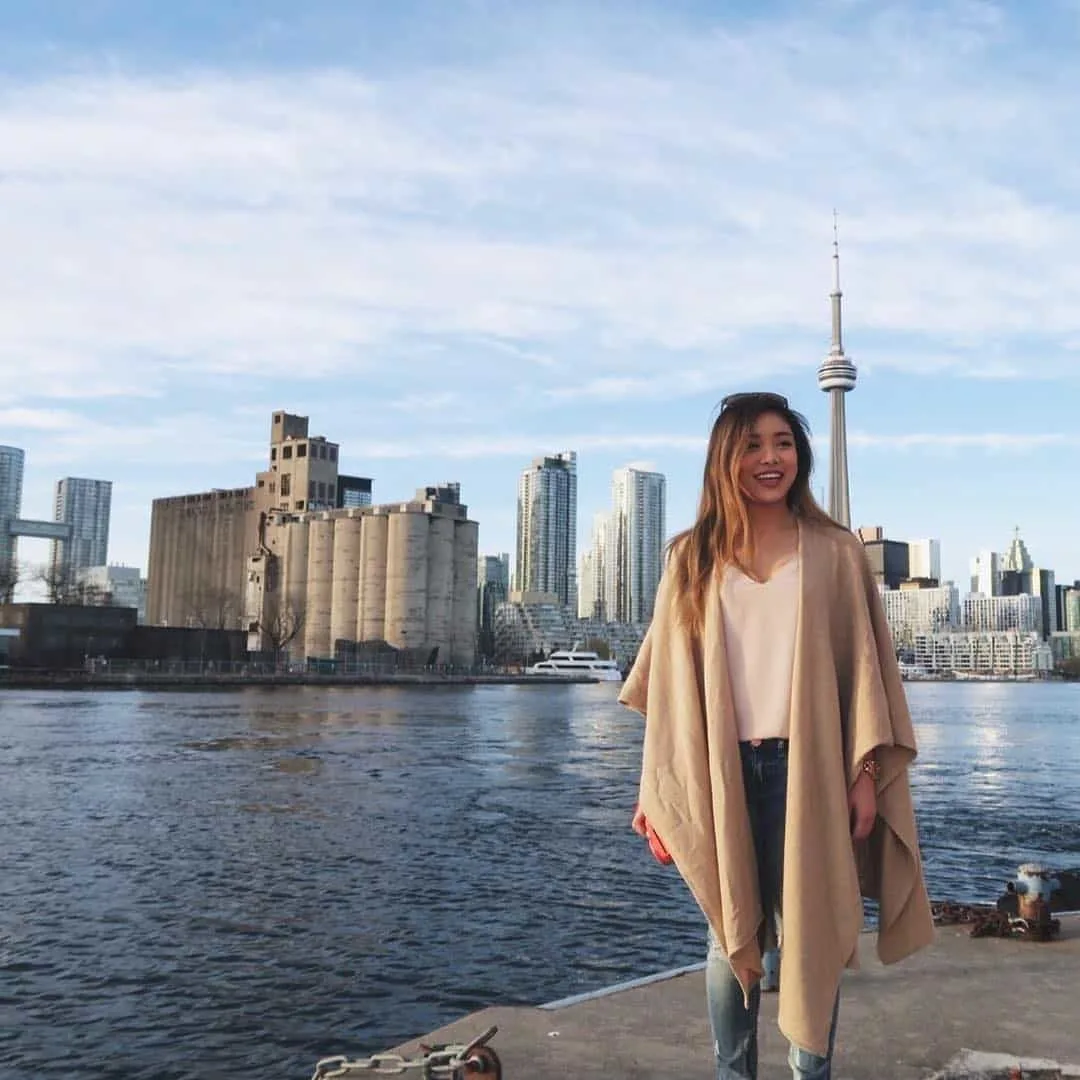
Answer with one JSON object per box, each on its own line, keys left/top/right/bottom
{"left": 0, "top": 681, "right": 1077, "bottom": 1078}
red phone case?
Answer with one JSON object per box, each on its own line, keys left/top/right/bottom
{"left": 647, "top": 826, "right": 674, "bottom": 865}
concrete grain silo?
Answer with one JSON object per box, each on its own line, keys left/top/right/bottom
{"left": 450, "top": 518, "right": 479, "bottom": 668}
{"left": 304, "top": 514, "right": 335, "bottom": 660}
{"left": 282, "top": 517, "right": 310, "bottom": 628}
{"left": 330, "top": 512, "right": 364, "bottom": 649}
{"left": 425, "top": 515, "right": 455, "bottom": 661}
{"left": 359, "top": 512, "right": 389, "bottom": 641}
{"left": 385, "top": 510, "right": 428, "bottom": 651}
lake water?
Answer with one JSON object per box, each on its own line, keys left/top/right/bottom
{"left": 2, "top": 681, "right": 1078, "bottom": 1079}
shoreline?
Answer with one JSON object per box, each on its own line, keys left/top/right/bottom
{"left": 0, "top": 671, "right": 601, "bottom": 691}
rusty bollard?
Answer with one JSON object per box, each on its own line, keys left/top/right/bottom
{"left": 1008, "top": 863, "right": 1061, "bottom": 940}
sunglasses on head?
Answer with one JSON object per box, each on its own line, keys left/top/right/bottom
{"left": 719, "top": 392, "right": 789, "bottom": 412}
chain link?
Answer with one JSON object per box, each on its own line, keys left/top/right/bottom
{"left": 310, "top": 1025, "right": 499, "bottom": 1079}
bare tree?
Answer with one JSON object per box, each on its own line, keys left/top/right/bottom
{"left": 186, "top": 583, "right": 243, "bottom": 630}
{"left": 33, "top": 563, "right": 86, "bottom": 605}
{"left": 255, "top": 602, "right": 305, "bottom": 669}
{"left": 0, "top": 559, "right": 19, "bottom": 604}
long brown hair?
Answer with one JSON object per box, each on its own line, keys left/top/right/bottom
{"left": 669, "top": 393, "right": 839, "bottom": 629}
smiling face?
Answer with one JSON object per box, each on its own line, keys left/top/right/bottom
{"left": 737, "top": 410, "right": 799, "bottom": 506}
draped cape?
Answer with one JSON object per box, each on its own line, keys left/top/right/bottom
{"left": 618, "top": 520, "right": 934, "bottom": 1056}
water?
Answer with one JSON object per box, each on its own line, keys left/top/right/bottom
{"left": 1, "top": 681, "right": 1078, "bottom": 1079}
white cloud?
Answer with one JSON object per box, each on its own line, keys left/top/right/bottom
{"left": 2, "top": 0, "right": 1080, "bottom": 419}
{"left": 344, "top": 428, "right": 1080, "bottom": 461}
{"left": 0, "top": 407, "right": 83, "bottom": 431}
{"left": 847, "top": 430, "right": 1080, "bottom": 452}
{"left": 345, "top": 432, "right": 705, "bottom": 459}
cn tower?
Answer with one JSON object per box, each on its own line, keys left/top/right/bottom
{"left": 817, "top": 214, "right": 857, "bottom": 528}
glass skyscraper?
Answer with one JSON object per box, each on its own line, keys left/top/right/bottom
{"left": 515, "top": 451, "right": 577, "bottom": 610}
{"left": 51, "top": 478, "right": 112, "bottom": 578}
{"left": 0, "top": 446, "right": 25, "bottom": 600}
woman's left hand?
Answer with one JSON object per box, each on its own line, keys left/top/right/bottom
{"left": 848, "top": 771, "right": 877, "bottom": 841}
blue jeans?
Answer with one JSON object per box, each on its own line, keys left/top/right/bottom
{"left": 706, "top": 739, "right": 840, "bottom": 1079}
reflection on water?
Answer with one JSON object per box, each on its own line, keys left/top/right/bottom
{"left": 1, "top": 681, "right": 1078, "bottom": 1080}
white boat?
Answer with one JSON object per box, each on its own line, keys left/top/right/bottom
{"left": 524, "top": 647, "right": 623, "bottom": 682}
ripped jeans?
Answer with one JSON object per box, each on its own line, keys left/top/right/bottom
{"left": 706, "top": 738, "right": 840, "bottom": 1079}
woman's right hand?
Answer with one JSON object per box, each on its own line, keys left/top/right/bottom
{"left": 632, "top": 804, "right": 673, "bottom": 864}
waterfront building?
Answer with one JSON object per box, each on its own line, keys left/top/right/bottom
{"left": 818, "top": 217, "right": 857, "bottom": 528}
{"left": 514, "top": 451, "right": 577, "bottom": 610}
{"left": 911, "top": 630, "right": 1051, "bottom": 676}
{"left": 493, "top": 590, "right": 645, "bottom": 667}
{"left": 147, "top": 411, "right": 374, "bottom": 630}
{"left": 50, "top": 478, "right": 112, "bottom": 580}
{"left": 146, "top": 486, "right": 256, "bottom": 628}
{"left": 244, "top": 486, "right": 478, "bottom": 667}
{"left": 609, "top": 466, "right": 666, "bottom": 625}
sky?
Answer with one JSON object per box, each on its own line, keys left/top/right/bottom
{"left": 2, "top": 0, "right": 1079, "bottom": 597}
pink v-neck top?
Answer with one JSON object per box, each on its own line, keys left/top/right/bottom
{"left": 719, "top": 555, "right": 800, "bottom": 742}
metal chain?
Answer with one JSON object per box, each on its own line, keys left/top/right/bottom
{"left": 310, "top": 1025, "right": 500, "bottom": 1079}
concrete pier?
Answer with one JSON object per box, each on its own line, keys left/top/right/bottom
{"left": 388, "top": 916, "right": 1080, "bottom": 1079}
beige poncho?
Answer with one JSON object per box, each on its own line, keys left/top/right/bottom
{"left": 619, "top": 519, "right": 935, "bottom": 1056}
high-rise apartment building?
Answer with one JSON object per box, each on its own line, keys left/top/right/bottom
{"left": 579, "top": 512, "right": 612, "bottom": 620}
{"left": 0, "top": 446, "right": 25, "bottom": 600}
{"left": 477, "top": 553, "right": 510, "bottom": 655}
{"left": 50, "top": 478, "right": 112, "bottom": 579}
{"left": 609, "top": 466, "right": 666, "bottom": 625}
{"left": 907, "top": 539, "right": 941, "bottom": 583}
{"left": 514, "top": 451, "right": 577, "bottom": 609}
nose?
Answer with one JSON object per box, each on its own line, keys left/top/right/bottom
{"left": 761, "top": 443, "right": 780, "bottom": 464}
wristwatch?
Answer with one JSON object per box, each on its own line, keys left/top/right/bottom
{"left": 860, "top": 754, "right": 881, "bottom": 782}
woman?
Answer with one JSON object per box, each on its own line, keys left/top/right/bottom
{"left": 620, "top": 392, "right": 934, "bottom": 1080}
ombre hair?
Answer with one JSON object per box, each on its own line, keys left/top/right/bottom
{"left": 669, "top": 392, "right": 838, "bottom": 630}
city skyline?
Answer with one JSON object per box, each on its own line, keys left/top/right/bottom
{"left": 2, "top": 1, "right": 1080, "bottom": 591}
{"left": 7, "top": 415, "right": 1076, "bottom": 609}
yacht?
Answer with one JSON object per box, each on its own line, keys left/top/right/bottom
{"left": 524, "top": 647, "right": 623, "bottom": 682}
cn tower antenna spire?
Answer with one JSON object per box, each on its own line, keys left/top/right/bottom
{"left": 817, "top": 212, "right": 858, "bottom": 528}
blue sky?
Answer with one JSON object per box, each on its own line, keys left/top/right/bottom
{"left": 2, "top": 0, "right": 1079, "bottom": 594}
